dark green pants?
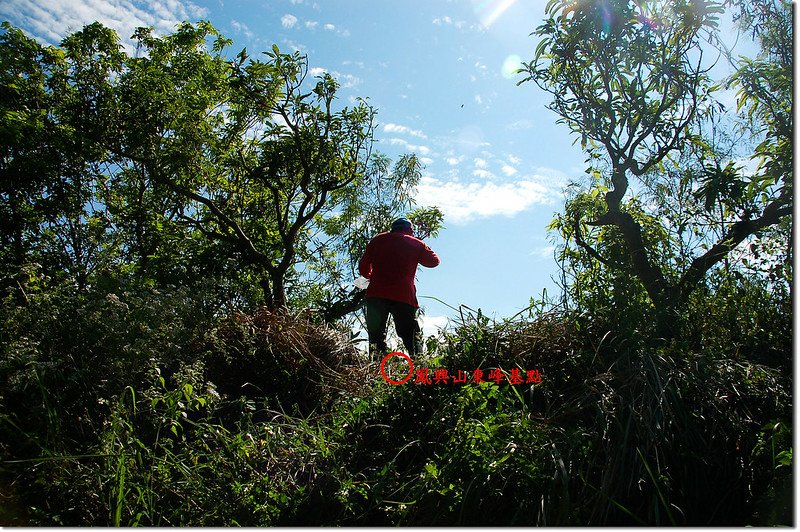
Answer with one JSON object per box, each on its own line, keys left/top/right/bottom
{"left": 365, "top": 297, "right": 421, "bottom": 358}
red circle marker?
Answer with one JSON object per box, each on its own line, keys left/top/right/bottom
{"left": 380, "top": 351, "right": 414, "bottom": 385}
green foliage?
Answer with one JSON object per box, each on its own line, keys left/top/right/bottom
{"left": 0, "top": 20, "right": 432, "bottom": 313}
{"left": 727, "top": 0, "right": 792, "bottom": 196}
{"left": 0, "top": 12, "right": 791, "bottom": 529}
{"left": 522, "top": 0, "right": 720, "bottom": 163}
{"left": 0, "top": 275, "right": 359, "bottom": 525}
{"left": 0, "top": 273, "right": 791, "bottom": 525}
{"left": 0, "top": 279, "right": 216, "bottom": 455}
{"left": 548, "top": 187, "right": 668, "bottom": 335}
{"left": 520, "top": 0, "right": 792, "bottom": 335}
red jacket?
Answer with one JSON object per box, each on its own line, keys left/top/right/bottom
{"left": 358, "top": 230, "right": 440, "bottom": 308}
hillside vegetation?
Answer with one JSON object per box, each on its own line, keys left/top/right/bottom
{"left": 0, "top": 280, "right": 791, "bottom": 525}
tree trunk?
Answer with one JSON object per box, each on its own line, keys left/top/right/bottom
{"left": 586, "top": 212, "right": 685, "bottom": 340}
{"left": 269, "top": 270, "right": 288, "bottom": 309}
{"left": 260, "top": 276, "right": 274, "bottom": 308}
{"left": 321, "top": 289, "right": 366, "bottom": 323}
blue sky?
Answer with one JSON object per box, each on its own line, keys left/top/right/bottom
{"left": 0, "top": 0, "right": 751, "bottom": 337}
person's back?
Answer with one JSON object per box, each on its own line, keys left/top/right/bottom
{"left": 359, "top": 231, "right": 439, "bottom": 307}
{"left": 358, "top": 218, "right": 440, "bottom": 358}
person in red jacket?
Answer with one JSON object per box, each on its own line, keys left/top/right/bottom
{"left": 358, "top": 217, "right": 440, "bottom": 359}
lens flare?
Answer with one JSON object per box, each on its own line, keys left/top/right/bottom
{"left": 599, "top": 0, "right": 613, "bottom": 34}
{"left": 473, "top": 0, "right": 517, "bottom": 28}
{"left": 501, "top": 54, "right": 522, "bottom": 79}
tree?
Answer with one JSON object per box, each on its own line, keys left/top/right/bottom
{"left": 0, "top": 22, "right": 122, "bottom": 295}
{"left": 109, "top": 22, "right": 443, "bottom": 311}
{"left": 723, "top": 0, "right": 792, "bottom": 291}
{"left": 111, "top": 24, "right": 428, "bottom": 309}
{"left": 1, "top": 21, "right": 435, "bottom": 314}
{"left": 520, "top": 0, "right": 792, "bottom": 334}
{"left": 0, "top": 23, "right": 60, "bottom": 290}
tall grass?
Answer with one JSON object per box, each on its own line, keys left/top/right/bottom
{"left": 0, "top": 287, "right": 791, "bottom": 525}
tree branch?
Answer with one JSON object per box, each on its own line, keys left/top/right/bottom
{"left": 678, "top": 198, "right": 792, "bottom": 298}
{"left": 572, "top": 215, "right": 615, "bottom": 267}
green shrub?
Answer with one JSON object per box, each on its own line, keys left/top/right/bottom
{"left": 1, "top": 284, "right": 790, "bottom": 526}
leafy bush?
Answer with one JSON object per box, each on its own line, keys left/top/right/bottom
{"left": 0, "top": 282, "right": 791, "bottom": 526}
{"left": 311, "top": 306, "right": 791, "bottom": 526}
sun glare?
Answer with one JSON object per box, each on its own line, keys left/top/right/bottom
{"left": 501, "top": 54, "right": 522, "bottom": 79}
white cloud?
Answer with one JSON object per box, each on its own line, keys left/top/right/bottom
{"left": 474, "top": 94, "right": 483, "bottom": 105}
{"left": 530, "top": 245, "right": 556, "bottom": 260}
{"left": 411, "top": 144, "right": 431, "bottom": 156}
{"left": 506, "top": 119, "right": 534, "bottom": 131}
{"left": 230, "top": 19, "right": 253, "bottom": 39}
{"left": 450, "top": 125, "right": 491, "bottom": 152}
{"left": 341, "top": 59, "right": 365, "bottom": 69}
{"left": 386, "top": 138, "right": 431, "bottom": 156}
{"left": 308, "top": 65, "right": 361, "bottom": 88}
{"left": 0, "top": 0, "right": 208, "bottom": 49}
{"left": 419, "top": 315, "right": 449, "bottom": 337}
{"left": 336, "top": 72, "right": 360, "bottom": 88}
{"left": 305, "top": 21, "right": 349, "bottom": 37}
{"left": 446, "top": 156, "right": 463, "bottom": 166}
{"left": 700, "top": 86, "right": 738, "bottom": 115}
{"left": 383, "top": 123, "right": 427, "bottom": 139}
{"left": 501, "top": 164, "right": 518, "bottom": 177}
{"left": 472, "top": 168, "right": 494, "bottom": 179}
{"left": 734, "top": 155, "right": 761, "bottom": 177}
{"left": 474, "top": 158, "right": 488, "bottom": 168}
{"left": 284, "top": 39, "right": 308, "bottom": 54}
{"left": 432, "top": 15, "right": 469, "bottom": 30}
{"left": 281, "top": 14, "right": 298, "bottom": 28}
{"left": 415, "top": 176, "right": 556, "bottom": 224}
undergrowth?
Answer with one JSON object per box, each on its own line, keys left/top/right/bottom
{"left": 0, "top": 286, "right": 792, "bottom": 525}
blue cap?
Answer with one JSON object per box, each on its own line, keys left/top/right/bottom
{"left": 391, "top": 217, "right": 413, "bottom": 232}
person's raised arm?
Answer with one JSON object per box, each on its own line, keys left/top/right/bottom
{"left": 418, "top": 242, "right": 440, "bottom": 268}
